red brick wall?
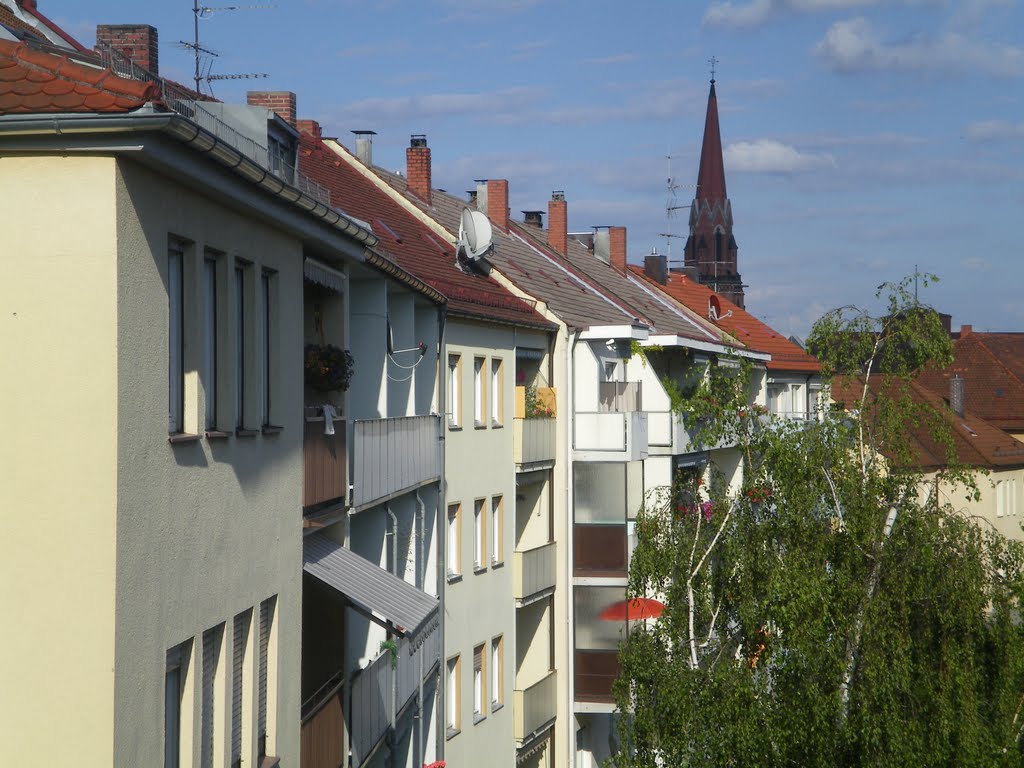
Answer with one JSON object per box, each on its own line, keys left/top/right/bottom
{"left": 406, "top": 144, "right": 432, "bottom": 204}
{"left": 487, "top": 179, "right": 509, "bottom": 231}
{"left": 548, "top": 193, "right": 567, "bottom": 255}
{"left": 95, "top": 24, "right": 158, "bottom": 75}
{"left": 609, "top": 226, "right": 627, "bottom": 274}
{"left": 296, "top": 119, "right": 321, "bottom": 141}
{"left": 247, "top": 91, "right": 296, "bottom": 127}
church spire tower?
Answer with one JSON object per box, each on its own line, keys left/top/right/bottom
{"left": 684, "top": 62, "right": 745, "bottom": 308}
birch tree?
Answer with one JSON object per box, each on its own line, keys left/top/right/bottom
{"left": 614, "top": 276, "right": 1024, "bottom": 767}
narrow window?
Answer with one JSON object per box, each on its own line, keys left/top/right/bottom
{"left": 474, "top": 498, "right": 486, "bottom": 570}
{"left": 168, "top": 243, "right": 184, "bottom": 433}
{"left": 204, "top": 256, "right": 218, "bottom": 430}
{"left": 201, "top": 625, "right": 224, "bottom": 768}
{"left": 165, "top": 643, "right": 189, "bottom": 768}
{"left": 490, "top": 636, "right": 503, "bottom": 707}
{"left": 491, "top": 496, "right": 503, "bottom": 566}
{"left": 447, "top": 504, "right": 461, "bottom": 578}
{"left": 261, "top": 270, "right": 273, "bottom": 426}
{"left": 490, "top": 358, "right": 503, "bottom": 426}
{"left": 232, "top": 610, "right": 252, "bottom": 768}
{"left": 446, "top": 655, "right": 461, "bottom": 735}
{"left": 474, "top": 357, "right": 486, "bottom": 427}
{"left": 473, "top": 643, "right": 486, "bottom": 719}
{"left": 235, "top": 265, "right": 246, "bottom": 430}
{"left": 448, "top": 354, "right": 462, "bottom": 429}
{"left": 258, "top": 597, "right": 277, "bottom": 759}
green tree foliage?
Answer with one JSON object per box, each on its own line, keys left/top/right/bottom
{"left": 614, "top": 276, "right": 1024, "bottom": 767}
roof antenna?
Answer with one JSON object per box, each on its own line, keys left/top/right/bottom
{"left": 179, "top": 1, "right": 274, "bottom": 95}
{"left": 658, "top": 149, "right": 694, "bottom": 266}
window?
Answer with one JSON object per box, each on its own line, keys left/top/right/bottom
{"left": 447, "top": 504, "right": 462, "bottom": 579}
{"left": 448, "top": 354, "right": 462, "bottom": 428}
{"left": 203, "top": 255, "right": 218, "bottom": 430}
{"left": 235, "top": 264, "right": 247, "bottom": 430}
{"left": 201, "top": 624, "right": 224, "bottom": 768}
{"left": 474, "top": 357, "right": 486, "bottom": 427}
{"left": 446, "top": 655, "right": 461, "bottom": 736}
{"left": 491, "top": 496, "right": 503, "bottom": 565}
{"left": 232, "top": 610, "right": 252, "bottom": 768}
{"left": 767, "top": 385, "right": 784, "bottom": 416}
{"left": 168, "top": 242, "right": 184, "bottom": 433}
{"left": 790, "top": 384, "right": 802, "bottom": 418}
{"left": 474, "top": 498, "right": 486, "bottom": 570}
{"left": 473, "top": 643, "right": 486, "bottom": 720}
{"left": 490, "top": 358, "right": 503, "bottom": 426}
{"left": 165, "top": 642, "right": 190, "bottom": 768}
{"left": 491, "top": 636, "right": 504, "bottom": 708}
{"left": 258, "top": 597, "right": 277, "bottom": 759}
{"left": 260, "top": 270, "right": 275, "bottom": 427}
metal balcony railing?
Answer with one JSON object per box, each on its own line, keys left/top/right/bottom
{"left": 351, "top": 415, "right": 441, "bottom": 509}
{"left": 514, "top": 670, "right": 557, "bottom": 742}
{"left": 303, "top": 408, "right": 346, "bottom": 510}
{"left": 513, "top": 542, "right": 556, "bottom": 602}
{"left": 513, "top": 417, "right": 556, "bottom": 467}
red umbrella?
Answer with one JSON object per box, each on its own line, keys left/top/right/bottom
{"left": 599, "top": 597, "right": 665, "bottom": 621}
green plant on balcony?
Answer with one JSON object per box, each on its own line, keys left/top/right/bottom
{"left": 524, "top": 385, "right": 554, "bottom": 419}
{"left": 304, "top": 344, "right": 354, "bottom": 393}
{"left": 379, "top": 638, "right": 398, "bottom": 669}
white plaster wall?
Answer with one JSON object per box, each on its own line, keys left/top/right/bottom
{"left": 515, "top": 599, "right": 553, "bottom": 689}
{"left": 111, "top": 158, "right": 303, "bottom": 766}
{"left": 924, "top": 467, "right": 1024, "bottom": 542}
{"left": 0, "top": 155, "right": 119, "bottom": 766}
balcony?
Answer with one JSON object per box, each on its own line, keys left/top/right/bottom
{"left": 574, "top": 650, "right": 618, "bottom": 704}
{"left": 513, "top": 417, "right": 556, "bottom": 468}
{"left": 573, "top": 525, "right": 627, "bottom": 577}
{"left": 304, "top": 407, "right": 347, "bottom": 510}
{"left": 647, "top": 411, "right": 702, "bottom": 456}
{"left": 514, "top": 670, "right": 557, "bottom": 743}
{"left": 574, "top": 382, "right": 647, "bottom": 461}
{"left": 349, "top": 627, "right": 441, "bottom": 766}
{"left": 598, "top": 381, "right": 642, "bottom": 413}
{"left": 300, "top": 673, "right": 345, "bottom": 768}
{"left": 351, "top": 415, "right": 442, "bottom": 510}
{"left": 514, "top": 542, "right": 557, "bottom": 605}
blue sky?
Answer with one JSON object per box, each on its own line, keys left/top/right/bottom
{"left": 53, "top": 0, "right": 1024, "bottom": 337}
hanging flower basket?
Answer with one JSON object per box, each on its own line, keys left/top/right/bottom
{"left": 304, "top": 344, "right": 354, "bottom": 393}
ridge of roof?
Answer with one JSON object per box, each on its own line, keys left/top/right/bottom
{"left": 0, "top": 38, "right": 159, "bottom": 114}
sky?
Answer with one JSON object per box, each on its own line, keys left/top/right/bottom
{"left": 48, "top": 0, "right": 1024, "bottom": 338}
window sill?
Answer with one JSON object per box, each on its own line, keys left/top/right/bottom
{"left": 446, "top": 726, "right": 461, "bottom": 740}
{"left": 474, "top": 422, "right": 487, "bottom": 430}
{"left": 448, "top": 423, "right": 463, "bottom": 432}
{"left": 473, "top": 565, "right": 488, "bottom": 575}
{"left": 205, "top": 430, "right": 231, "bottom": 440}
{"left": 491, "top": 701, "right": 504, "bottom": 713}
{"left": 491, "top": 559, "right": 505, "bottom": 569}
{"left": 168, "top": 432, "right": 201, "bottom": 444}
{"left": 235, "top": 428, "right": 259, "bottom": 438}
{"left": 262, "top": 424, "right": 284, "bottom": 435}
{"left": 490, "top": 421, "right": 503, "bottom": 429}
{"left": 473, "top": 713, "right": 486, "bottom": 725}
{"left": 447, "top": 572, "right": 462, "bottom": 584}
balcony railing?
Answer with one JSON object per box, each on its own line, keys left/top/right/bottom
{"left": 598, "top": 381, "right": 642, "bottom": 412}
{"left": 514, "top": 542, "right": 557, "bottom": 603}
{"left": 304, "top": 408, "right": 347, "bottom": 510}
{"left": 349, "top": 627, "right": 441, "bottom": 766}
{"left": 574, "top": 650, "right": 618, "bottom": 704}
{"left": 300, "top": 675, "right": 345, "bottom": 768}
{"left": 513, "top": 417, "right": 556, "bottom": 467}
{"left": 574, "top": 525, "right": 627, "bottom": 577}
{"left": 351, "top": 415, "right": 441, "bottom": 509}
{"left": 514, "top": 670, "right": 557, "bottom": 742}
{"left": 573, "top": 411, "right": 648, "bottom": 460}
{"left": 647, "top": 411, "right": 702, "bottom": 454}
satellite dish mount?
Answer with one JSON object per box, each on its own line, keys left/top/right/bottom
{"left": 456, "top": 207, "right": 494, "bottom": 267}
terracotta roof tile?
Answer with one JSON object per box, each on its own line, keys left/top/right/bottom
{"left": 0, "top": 38, "right": 158, "bottom": 114}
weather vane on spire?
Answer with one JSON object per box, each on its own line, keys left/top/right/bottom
{"left": 708, "top": 55, "right": 718, "bottom": 83}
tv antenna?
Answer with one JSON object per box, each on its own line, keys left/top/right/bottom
{"left": 657, "top": 150, "right": 695, "bottom": 261}
{"left": 180, "top": 0, "right": 274, "bottom": 95}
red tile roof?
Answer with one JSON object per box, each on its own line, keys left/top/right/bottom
{"left": 629, "top": 265, "right": 820, "bottom": 372}
{"left": 0, "top": 39, "right": 159, "bottom": 114}
{"left": 298, "top": 130, "right": 553, "bottom": 330}
{"left": 917, "top": 332, "right": 1024, "bottom": 432}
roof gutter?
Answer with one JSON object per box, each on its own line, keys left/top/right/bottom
{"left": 363, "top": 249, "right": 446, "bottom": 305}
{"left": 0, "top": 110, "right": 378, "bottom": 249}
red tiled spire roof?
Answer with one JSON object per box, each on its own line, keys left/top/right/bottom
{"left": 0, "top": 39, "right": 159, "bottom": 113}
{"left": 696, "top": 80, "right": 726, "bottom": 202}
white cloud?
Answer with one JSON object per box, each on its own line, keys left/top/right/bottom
{"left": 724, "top": 139, "right": 836, "bottom": 173}
{"left": 331, "top": 87, "right": 542, "bottom": 123}
{"left": 703, "top": 0, "right": 880, "bottom": 28}
{"left": 962, "top": 256, "right": 993, "bottom": 272}
{"left": 814, "top": 17, "right": 1024, "bottom": 77}
{"left": 965, "top": 119, "right": 1024, "bottom": 141}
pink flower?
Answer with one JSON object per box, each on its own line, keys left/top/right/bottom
{"left": 701, "top": 501, "right": 714, "bottom": 520}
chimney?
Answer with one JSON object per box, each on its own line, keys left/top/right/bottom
{"left": 644, "top": 250, "right": 668, "bottom": 285}
{"left": 296, "top": 119, "right": 321, "bottom": 141}
{"left": 523, "top": 210, "right": 544, "bottom": 227}
{"left": 95, "top": 24, "right": 159, "bottom": 76}
{"left": 548, "top": 191, "right": 567, "bottom": 256}
{"left": 406, "top": 134, "right": 431, "bottom": 204}
{"left": 247, "top": 91, "right": 296, "bottom": 127}
{"left": 475, "top": 180, "right": 488, "bottom": 213}
{"left": 950, "top": 374, "right": 965, "bottom": 417}
{"left": 352, "top": 130, "right": 376, "bottom": 166}
{"left": 609, "top": 226, "right": 627, "bottom": 274}
{"left": 960, "top": 324, "right": 973, "bottom": 337}
{"left": 593, "top": 226, "right": 611, "bottom": 264}
{"left": 487, "top": 179, "right": 509, "bottom": 231}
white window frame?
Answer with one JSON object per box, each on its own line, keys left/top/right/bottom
{"left": 474, "top": 356, "right": 486, "bottom": 428}
{"left": 473, "top": 643, "right": 486, "bottom": 719}
{"left": 448, "top": 354, "right": 462, "bottom": 429}
{"left": 490, "top": 358, "right": 503, "bottom": 426}
{"left": 491, "top": 635, "right": 503, "bottom": 708}
{"left": 474, "top": 498, "right": 486, "bottom": 571}
{"left": 491, "top": 496, "right": 503, "bottom": 566}
{"left": 447, "top": 504, "right": 462, "bottom": 579}
{"left": 168, "top": 242, "right": 185, "bottom": 434}
{"left": 446, "top": 655, "right": 461, "bottom": 736}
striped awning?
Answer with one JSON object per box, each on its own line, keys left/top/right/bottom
{"left": 303, "top": 532, "right": 439, "bottom": 640}
{"left": 303, "top": 258, "right": 346, "bottom": 294}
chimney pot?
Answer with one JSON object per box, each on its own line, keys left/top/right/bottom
{"left": 548, "top": 191, "right": 567, "bottom": 255}
{"left": 487, "top": 179, "right": 509, "bottom": 231}
{"left": 523, "top": 210, "right": 544, "bottom": 227}
{"left": 950, "top": 374, "right": 965, "bottom": 417}
{"left": 410, "top": 134, "right": 428, "bottom": 149}
{"left": 352, "top": 130, "right": 376, "bottom": 166}
{"left": 406, "top": 135, "right": 432, "bottom": 204}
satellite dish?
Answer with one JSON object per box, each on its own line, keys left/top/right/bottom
{"left": 458, "top": 207, "right": 493, "bottom": 261}
{"left": 708, "top": 295, "right": 721, "bottom": 320}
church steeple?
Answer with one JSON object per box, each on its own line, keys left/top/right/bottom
{"left": 684, "top": 70, "right": 745, "bottom": 309}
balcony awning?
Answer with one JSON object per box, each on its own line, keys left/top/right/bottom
{"left": 303, "top": 532, "right": 439, "bottom": 640}
{"left": 304, "top": 257, "right": 346, "bottom": 294}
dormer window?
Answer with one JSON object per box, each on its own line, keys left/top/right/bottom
{"left": 268, "top": 134, "right": 295, "bottom": 184}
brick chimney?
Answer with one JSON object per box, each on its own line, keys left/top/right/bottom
{"left": 548, "top": 191, "right": 567, "bottom": 255}
{"left": 296, "top": 119, "right": 321, "bottom": 141}
{"left": 247, "top": 91, "right": 296, "bottom": 127}
{"left": 487, "top": 179, "right": 509, "bottom": 231}
{"left": 960, "top": 324, "right": 973, "bottom": 337}
{"left": 96, "top": 24, "right": 159, "bottom": 75}
{"left": 406, "top": 135, "right": 431, "bottom": 204}
{"left": 610, "top": 226, "right": 627, "bottom": 274}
